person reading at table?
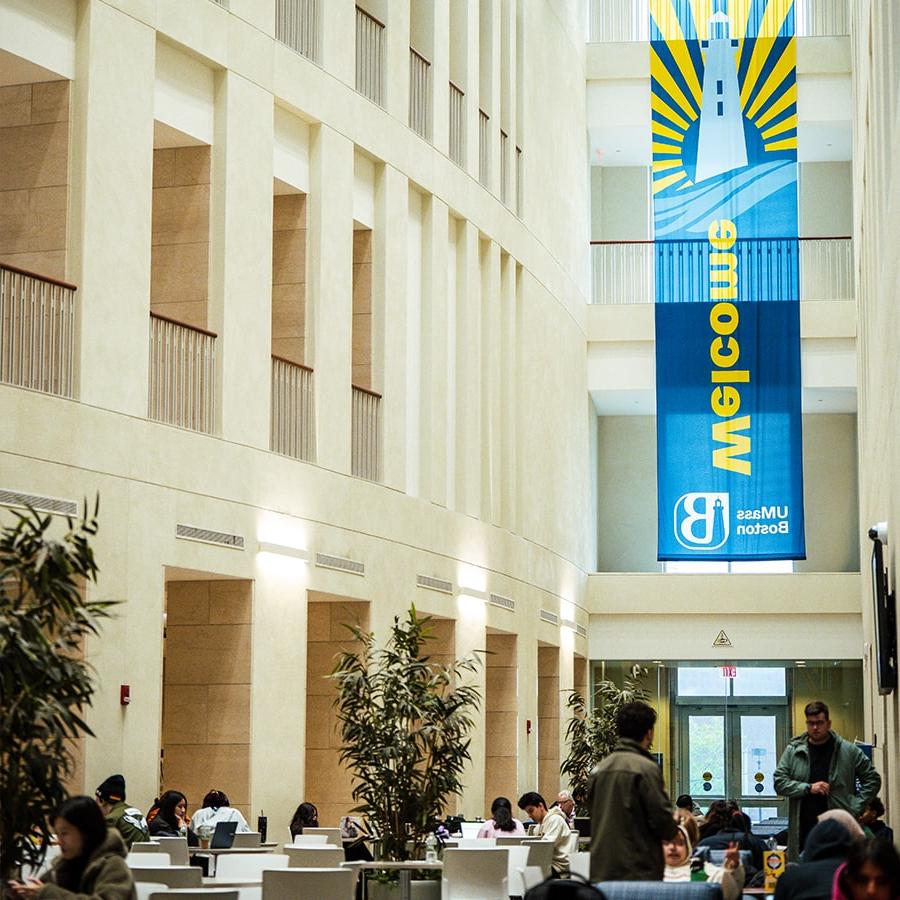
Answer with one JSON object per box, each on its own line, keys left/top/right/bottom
{"left": 664, "top": 813, "right": 744, "bottom": 900}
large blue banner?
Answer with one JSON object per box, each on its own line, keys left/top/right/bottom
{"left": 651, "top": 0, "right": 806, "bottom": 560}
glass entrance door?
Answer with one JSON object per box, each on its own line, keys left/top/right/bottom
{"left": 677, "top": 705, "right": 788, "bottom": 820}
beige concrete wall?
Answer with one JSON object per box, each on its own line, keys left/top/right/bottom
{"left": 352, "top": 229, "right": 372, "bottom": 389}
{"left": 151, "top": 146, "right": 210, "bottom": 330}
{"left": 272, "top": 193, "right": 307, "bottom": 365}
{"left": 485, "top": 632, "right": 518, "bottom": 810}
{"left": 537, "top": 645, "right": 560, "bottom": 801}
{"left": 304, "top": 597, "right": 368, "bottom": 828}
{"left": 162, "top": 580, "right": 252, "bottom": 821}
{"left": 0, "top": 80, "right": 69, "bottom": 279}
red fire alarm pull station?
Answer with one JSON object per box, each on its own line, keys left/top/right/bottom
{"left": 526, "top": 719, "right": 532, "bottom": 736}
{"left": 120, "top": 684, "right": 131, "bottom": 705}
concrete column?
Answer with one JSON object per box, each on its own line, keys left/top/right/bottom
{"left": 308, "top": 125, "right": 354, "bottom": 472}
{"left": 209, "top": 71, "right": 274, "bottom": 448}
{"left": 481, "top": 240, "right": 502, "bottom": 524}
{"left": 455, "top": 600, "right": 487, "bottom": 819}
{"left": 519, "top": 629, "right": 539, "bottom": 797}
{"left": 464, "top": 0, "right": 480, "bottom": 180}
{"left": 385, "top": 0, "right": 410, "bottom": 121}
{"left": 431, "top": 1, "right": 450, "bottom": 153}
{"left": 422, "top": 197, "right": 450, "bottom": 506}
{"left": 455, "top": 221, "right": 482, "bottom": 516}
{"left": 70, "top": 0, "right": 154, "bottom": 416}
{"left": 488, "top": 0, "right": 502, "bottom": 196}
{"left": 375, "top": 165, "right": 409, "bottom": 490}
{"left": 321, "top": 0, "right": 355, "bottom": 87}
{"left": 500, "top": 254, "right": 517, "bottom": 528}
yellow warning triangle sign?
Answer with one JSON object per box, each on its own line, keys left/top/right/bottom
{"left": 713, "top": 630, "right": 732, "bottom": 647}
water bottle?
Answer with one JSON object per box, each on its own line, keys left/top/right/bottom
{"left": 766, "top": 836, "right": 778, "bottom": 850}
{"left": 424, "top": 832, "right": 438, "bottom": 862}
{"left": 257, "top": 812, "right": 267, "bottom": 843}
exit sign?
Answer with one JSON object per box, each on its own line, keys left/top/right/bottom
{"left": 722, "top": 665, "right": 738, "bottom": 678}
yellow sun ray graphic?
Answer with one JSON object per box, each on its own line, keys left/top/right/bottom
{"left": 653, "top": 159, "right": 684, "bottom": 174}
{"left": 740, "top": 0, "right": 794, "bottom": 110}
{"left": 754, "top": 82, "right": 797, "bottom": 129}
{"left": 653, "top": 121, "right": 686, "bottom": 142}
{"left": 652, "top": 141, "right": 682, "bottom": 155}
{"left": 764, "top": 137, "right": 797, "bottom": 152}
{"left": 653, "top": 171, "right": 689, "bottom": 193}
{"left": 761, "top": 113, "right": 798, "bottom": 140}
{"left": 746, "top": 37, "right": 796, "bottom": 120}
{"left": 651, "top": 0, "right": 704, "bottom": 107}
{"left": 651, "top": 93, "right": 692, "bottom": 131}
{"left": 688, "top": 0, "right": 712, "bottom": 40}
{"left": 651, "top": 47, "right": 700, "bottom": 122}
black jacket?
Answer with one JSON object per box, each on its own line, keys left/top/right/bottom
{"left": 773, "top": 820, "right": 855, "bottom": 900}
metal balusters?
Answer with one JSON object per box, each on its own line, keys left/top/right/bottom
{"left": 271, "top": 356, "right": 315, "bottom": 461}
{"left": 351, "top": 384, "right": 381, "bottom": 481}
{"left": 801, "top": 238, "right": 853, "bottom": 300}
{"left": 591, "top": 242, "right": 654, "bottom": 303}
{"left": 355, "top": 7, "right": 385, "bottom": 106}
{"left": 449, "top": 82, "right": 465, "bottom": 166}
{"left": 500, "top": 130, "right": 509, "bottom": 205}
{"left": 478, "top": 109, "right": 490, "bottom": 187}
{"left": 276, "top": 0, "right": 319, "bottom": 62}
{"left": 409, "top": 48, "right": 431, "bottom": 140}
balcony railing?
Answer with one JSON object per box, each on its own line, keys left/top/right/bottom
{"left": 587, "top": 0, "right": 849, "bottom": 41}
{"left": 276, "top": 0, "right": 319, "bottom": 63}
{"left": 478, "top": 109, "right": 490, "bottom": 187}
{"left": 449, "top": 81, "right": 465, "bottom": 167}
{"left": 148, "top": 312, "right": 216, "bottom": 433}
{"left": 271, "top": 355, "right": 315, "bottom": 461}
{"left": 351, "top": 383, "right": 380, "bottom": 481}
{"left": 500, "top": 130, "right": 509, "bottom": 205}
{"left": 0, "top": 263, "right": 76, "bottom": 398}
{"left": 355, "top": 6, "right": 385, "bottom": 106}
{"left": 409, "top": 48, "right": 431, "bottom": 140}
{"left": 590, "top": 238, "right": 853, "bottom": 304}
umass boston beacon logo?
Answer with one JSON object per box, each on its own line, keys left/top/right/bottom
{"left": 674, "top": 492, "right": 792, "bottom": 551}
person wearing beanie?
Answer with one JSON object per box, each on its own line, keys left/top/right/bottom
{"left": 663, "top": 814, "right": 745, "bottom": 900}
{"left": 95, "top": 775, "right": 149, "bottom": 849}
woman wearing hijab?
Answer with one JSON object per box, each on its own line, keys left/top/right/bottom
{"left": 664, "top": 813, "right": 745, "bottom": 900}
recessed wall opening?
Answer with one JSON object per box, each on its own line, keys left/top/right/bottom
{"left": 485, "top": 630, "right": 518, "bottom": 805}
{"left": 304, "top": 593, "right": 370, "bottom": 827}
{"left": 537, "top": 643, "right": 560, "bottom": 801}
{"left": 161, "top": 573, "right": 253, "bottom": 822}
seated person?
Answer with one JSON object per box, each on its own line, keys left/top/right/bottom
{"left": 94, "top": 775, "right": 149, "bottom": 849}
{"left": 833, "top": 839, "right": 900, "bottom": 900}
{"left": 477, "top": 797, "right": 526, "bottom": 838}
{"left": 289, "top": 802, "right": 318, "bottom": 839}
{"left": 664, "top": 815, "right": 744, "bottom": 900}
{"left": 9, "top": 796, "right": 136, "bottom": 900}
{"left": 860, "top": 797, "right": 894, "bottom": 844}
{"left": 774, "top": 818, "right": 859, "bottom": 900}
{"left": 675, "top": 794, "right": 703, "bottom": 817}
{"left": 518, "top": 791, "right": 570, "bottom": 876}
{"left": 695, "top": 800, "right": 765, "bottom": 873}
{"left": 189, "top": 790, "right": 250, "bottom": 835}
{"left": 148, "top": 790, "right": 198, "bottom": 846}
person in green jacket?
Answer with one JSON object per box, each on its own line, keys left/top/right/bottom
{"left": 773, "top": 700, "right": 881, "bottom": 861}
{"left": 588, "top": 700, "right": 679, "bottom": 882}
{"left": 94, "top": 774, "right": 150, "bottom": 849}
{"left": 9, "top": 795, "right": 136, "bottom": 900}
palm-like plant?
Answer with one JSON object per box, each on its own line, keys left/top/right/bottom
{"left": 0, "top": 503, "right": 110, "bottom": 882}
{"left": 560, "top": 664, "right": 649, "bottom": 813}
{"left": 331, "top": 607, "right": 481, "bottom": 861}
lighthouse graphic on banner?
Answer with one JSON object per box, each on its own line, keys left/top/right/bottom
{"left": 695, "top": 2, "right": 747, "bottom": 182}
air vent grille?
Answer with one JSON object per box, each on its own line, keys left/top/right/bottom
{"left": 175, "top": 524, "right": 245, "bottom": 550}
{"left": 0, "top": 489, "right": 78, "bottom": 516}
{"left": 560, "top": 618, "right": 578, "bottom": 631}
{"left": 417, "top": 574, "right": 453, "bottom": 594}
{"left": 576, "top": 623, "right": 587, "bottom": 638}
{"left": 489, "top": 593, "right": 515, "bottom": 611}
{"left": 315, "top": 552, "right": 365, "bottom": 576}
{"left": 539, "top": 609, "right": 559, "bottom": 626}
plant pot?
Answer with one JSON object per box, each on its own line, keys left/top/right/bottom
{"left": 367, "top": 880, "right": 440, "bottom": 900}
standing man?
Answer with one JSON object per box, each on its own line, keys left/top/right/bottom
{"left": 774, "top": 700, "right": 881, "bottom": 860}
{"left": 587, "top": 700, "right": 678, "bottom": 882}
{"left": 517, "top": 792, "right": 571, "bottom": 876}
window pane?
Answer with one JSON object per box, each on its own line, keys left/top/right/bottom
{"left": 740, "top": 715, "right": 777, "bottom": 796}
{"left": 730, "top": 560, "right": 794, "bottom": 573}
{"left": 744, "top": 806, "right": 779, "bottom": 823}
{"left": 678, "top": 667, "right": 729, "bottom": 697}
{"left": 664, "top": 561, "right": 729, "bottom": 574}
{"left": 733, "top": 667, "right": 786, "bottom": 696}
{"left": 688, "top": 715, "right": 725, "bottom": 796}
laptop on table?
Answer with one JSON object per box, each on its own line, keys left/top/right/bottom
{"left": 210, "top": 821, "right": 238, "bottom": 849}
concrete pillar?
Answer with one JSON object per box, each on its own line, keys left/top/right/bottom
{"left": 431, "top": 2, "right": 450, "bottom": 153}
{"left": 481, "top": 240, "right": 501, "bottom": 524}
{"left": 70, "top": 0, "right": 154, "bottom": 416}
{"left": 308, "top": 125, "right": 353, "bottom": 472}
{"left": 455, "top": 599, "right": 487, "bottom": 819}
{"left": 321, "top": 0, "right": 355, "bottom": 87}
{"left": 500, "top": 253, "right": 517, "bottom": 528}
{"left": 385, "top": 0, "right": 410, "bottom": 122}
{"left": 209, "top": 71, "right": 274, "bottom": 448}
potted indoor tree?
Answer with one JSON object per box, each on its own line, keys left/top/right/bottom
{"left": 0, "top": 502, "right": 110, "bottom": 884}
{"left": 331, "top": 606, "right": 481, "bottom": 895}
{"left": 560, "top": 664, "right": 649, "bottom": 813}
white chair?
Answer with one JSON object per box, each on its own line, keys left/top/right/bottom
{"left": 130, "top": 842, "right": 162, "bottom": 853}
{"left": 284, "top": 846, "right": 344, "bottom": 868}
{"left": 495, "top": 836, "right": 529, "bottom": 846}
{"left": 129, "top": 867, "right": 203, "bottom": 889}
{"left": 504, "top": 845, "right": 531, "bottom": 898}
{"left": 232, "top": 832, "right": 262, "bottom": 849}
{"left": 153, "top": 838, "right": 189, "bottom": 866}
{"left": 127, "top": 852, "right": 171, "bottom": 867}
{"left": 567, "top": 830, "right": 580, "bottom": 854}
{"left": 441, "top": 848, "right": 508, "bottom": 900}
{"left": 298, "top": 827, "right": 342, "bottom": 848}
{"left": 149, "top": 891, "right": 238, "bottom": 900}
{"left": 215, "top": 852, "right": 289, "bottom": 880}
{"left": 525, "top": 841, "right": 554, "bottom": 878}
{"left": 262, "top": 867, "right": 356, "bottom": 900}
{"left": 454, "top": 838, "right": 495, "bottom": 848}
{"left": 570, "top": 851, "right": 590, "bottom": 881}
{"left": 283, "top": 835, "right": 329, "bottom": 847}
{"left": 135, "top": 882, "right": 167, "bottom": 900}
{"left": 459, "top": 823, "right": 483, "bottom": 839}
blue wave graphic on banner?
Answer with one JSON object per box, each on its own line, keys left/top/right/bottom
{"left": 651, "top": 0, "right": 806, "bottom": 561}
